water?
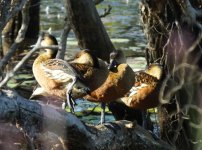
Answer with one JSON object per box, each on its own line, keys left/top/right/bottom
{"left": 40, "top": 0, "right": 147, "bottom": 58}
{"left": 38, "top": 0, "right": 148, "bottom": 124}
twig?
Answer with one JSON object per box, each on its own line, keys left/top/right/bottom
{"left": 58, "top": 137, "right": 68, "bottom": 150}
{"left": 160, "top": 23, "right": 174, "bottom": 65}
{"left": 82, "top": 104, "right": 99, "bottom": 116}
{"left": 99, "top": 5, "right": 112, "bottom": 18}
{"left": 0, "top": 33, "right": 59, "bottom": 88}
{"left": 0, "top": 0, "right": 30, "bottom": 71}
{"left": 175, "top": 0, "right": 202, "bottom": 28}
{"left": 56, "top": 17, "right": 71, "bottom": 59}
{"left": 0, "top": 0, "right": 28, "bottom": 32}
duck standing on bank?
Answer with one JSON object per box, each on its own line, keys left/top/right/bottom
{"left": 32, "top": 33, "right": 89, "bottom": 112}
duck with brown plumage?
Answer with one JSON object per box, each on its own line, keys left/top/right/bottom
{"left": 108, "top": 50, "right": 163, "bottom": 129}
{"left": 69, "top": 49, "right": 135, "bottom": 123}
{"left": 31, "top": 33, "right": 90, "bottom": 112}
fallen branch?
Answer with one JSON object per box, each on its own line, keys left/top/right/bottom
{"left": 0, "top": 89, "right": 173, "bottom": 150}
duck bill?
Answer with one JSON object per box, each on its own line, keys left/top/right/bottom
{"left": 108, "top": 59, "right": 117, "bottom": 71}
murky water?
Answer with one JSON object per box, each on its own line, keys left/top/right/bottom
{"left": 40, "top": 0, "right": 147, "bottom": 59}
{"left": 39, "top": 0, "right": 148, "bottom": 124}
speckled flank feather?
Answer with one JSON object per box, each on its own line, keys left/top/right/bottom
{"left": 41, "top": 59, "right": 75, "bottom": 83}
{"left": 134, "top": 71, "right": 158, "bottom": 86}
{"left": 118, "top": 64, "right": 163, "bottom": 109}
{"left": 108, "top": 50, "right": 163, "bottom": 109}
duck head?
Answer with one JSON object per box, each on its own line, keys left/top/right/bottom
{"left": 71, "top": 49, "right": 100, "bottom": 68}
{"left": 108, "top": 50, "right": 126, "bottom": 71}
{"left": 145, "top": 63, "right": 163, "bottom": 80}
{"left": 40, "top": 33, "right": 58, "bottom": 58}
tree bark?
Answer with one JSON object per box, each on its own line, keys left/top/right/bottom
{"left": 25, "top": 0, "right": 40, "bottom": 40}
{"left": 66, "top": 0, "right": 115, "bottom": 61}
{"left": 0, "top": 89, "right": 172, "bottom": 150}
{"left": 140, "top": 0, "right": 202, "bottom": 149}
{"left": 0, "top": 0, "right": 28, "bottom": 33}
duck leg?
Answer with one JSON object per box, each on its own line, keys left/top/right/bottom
{"left": 100, "top": 102, "right": 106, "bottom": 124}
{"left": 65, "top": 77, "right": 77, "bottom": 113}
{"left": 142, "top": 110, "right": 147, "bottom": 129}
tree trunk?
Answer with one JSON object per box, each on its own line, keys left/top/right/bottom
{"left": 1, "top": 0, "right": 39, "bottom": 51}
{"left": 65, "top": 0, "right": 115, "bottom": 61}
{"left": 0, "top": 0, "right": 28, "bottom": 33}
{"left": 0, "top": 0, "right": 39, "bottom": 78}
{"left": 140, "top": 0, "right": 202, "bottom": 149}
{"left": 0, "top": 89, "right": 172, "bottom": 150}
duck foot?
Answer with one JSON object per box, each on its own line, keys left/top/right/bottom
{"left": 99, "top": 102, "right": 106, "bottom": 124}
{"left": 64, "top": 77, "right": 77, "bottom": 113}
{"left": 66, "top": 89, "right": 76, "bottom": 113}
{"left": 142, "top": 110, "right": 147, "bottom": 129}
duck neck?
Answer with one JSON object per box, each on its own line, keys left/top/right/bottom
{"left": 34, "top": 52, "right": 53, "bottom": 64}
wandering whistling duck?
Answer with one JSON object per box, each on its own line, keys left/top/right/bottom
{"left": 32, "top": 33, "right": 89, "bottom": 111}
{"left": 69, "top": 50, "right": 135, "bottom": 123}
{"left": 118, "top": 63, "right": 163, "bottom": 109}
{"left": 109, "top": 50, "right": 163, "bottom": 128}
{"left": 108, "top": 50, "right": 163, "bottom": 109}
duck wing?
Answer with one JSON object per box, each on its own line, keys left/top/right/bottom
{"left": 134, "top": 71, "right": 158, "bottom": 86}
{"left": 128, "top": 72, "right": 159, "bottom": 97}
{"left": 41, "top": 59, "right": 78, "bottom": 83}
